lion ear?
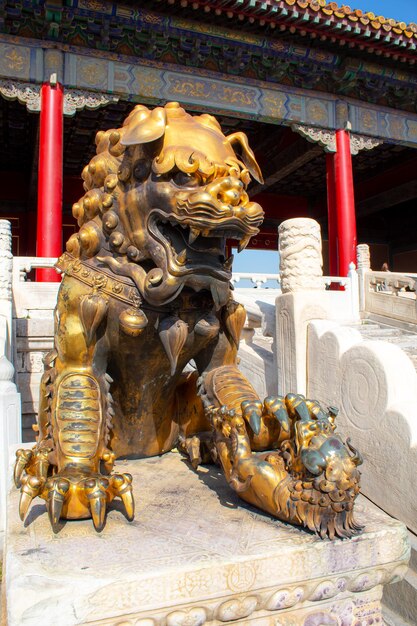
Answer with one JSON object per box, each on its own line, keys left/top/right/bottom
{"left": 225, "top": 132, "right": 264, "bottom": 184}
{"left": 121, "top": 107, "right": 167, "bottom": 146}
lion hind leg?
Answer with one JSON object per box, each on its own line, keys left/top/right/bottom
{"left": 178, "top": 432, "right": 215, "bottom": 469}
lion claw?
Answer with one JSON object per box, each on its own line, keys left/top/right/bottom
{"left": 241, "top": 400, "right": 262, "bottom": 435}
{"left": 19, "top": 475, "right": 43, "bottom": 521}
{"left": 14, "top": 449, "right": 33, "bottom": 488}
{"left": 263, "top": 396, "right": 291, "bottom": 436}
{"left": 84, "top": 477, "right": 109, "bottom": 531}
{"left": 45, "top": 477, "right": 70, "bottom": 530}
{"left": 111, "top": 473, "right": 135, "bottom": 521}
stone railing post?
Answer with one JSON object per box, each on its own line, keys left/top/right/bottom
{"left": 0, "top": 219, "right": 13, "bottom": 360}
{"left": 0, "top": 340, "right": 22, "bottom": 532}
{"left": 0, "top": 220, "right": 22, "bottom": 532}
{"left": 356, "top": 243, "right": 371, "bottom": 313}
{"left": 276, "top": 218, "right": 327, "bottom": 396}
{"left": 347, "top": 262, "right": 360, "bottom": 320}
{"left": 279, "top": 218, "right": 324, "bottom": 293}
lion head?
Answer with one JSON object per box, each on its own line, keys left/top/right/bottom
{"left": 66, "top": 102, "right": 264, "bottom": 307}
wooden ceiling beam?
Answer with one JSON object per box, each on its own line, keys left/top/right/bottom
{"left": 355, "top": 155, "right": 417, "bottom": 202}
{"left": 356, "top": 180, "right": 417, "bottom": 217}
{"left": 249, "top": 140, "right": 322, "bottom": 197}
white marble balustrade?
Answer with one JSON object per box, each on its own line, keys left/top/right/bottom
{"left": 0, "top": 221, "right": 21, "bottom": 534}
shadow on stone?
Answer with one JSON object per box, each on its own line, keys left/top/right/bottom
{"left": 23, "top": 503, "right": 47, "bottom": 528}
{"left": 194, "top": 459, "right": 322, "bottom": 537}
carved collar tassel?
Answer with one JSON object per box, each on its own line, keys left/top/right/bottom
{"left": 79, "top": 277, "right": 109, "bottom": 347}
{"left": 222, "top": 299, "right": 246, "bottom": 349}
{"left": 119, "top": 294, "right": 148, "bottom": 337}
{"left": 158, "top": 316, "right": 188, "bottom": 376}
{"left": 194, "top": 312, "right": 220, "bottom": 340}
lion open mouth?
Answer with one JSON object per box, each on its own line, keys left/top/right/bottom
{"left": 148, "top": 203, "right": 262, "bottom": 282}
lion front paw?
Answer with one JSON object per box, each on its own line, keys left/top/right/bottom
{"left": 17, "top": 464, "right": 134, "bottom": 532}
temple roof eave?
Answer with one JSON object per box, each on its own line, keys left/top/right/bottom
{"left": 182, "top": 0, "right": 417, "bottom": 51}
{"left": 2, "top": 1, "right": 416, "bottom": 65}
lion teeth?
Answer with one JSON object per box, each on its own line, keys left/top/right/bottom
{"left": 224, "top": 255, "right": 234, "bottom": 270}
{"left": 177, "top": 249, "right": 187, "bottom": 266}
{"left": 188, "top": 228, "right": 200, "bottom": 244}
{"left": 238, "top": 236, "right": 251, "bottom": 253}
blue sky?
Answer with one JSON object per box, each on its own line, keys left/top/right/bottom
{"left": 350, "top": 0, "right": 415, "bottom": 23}
{"left": 233, "top": 0, "right": 416, "bottom": 277}
{"left": 232, "top": 248, "right": 279, "bottom": 276}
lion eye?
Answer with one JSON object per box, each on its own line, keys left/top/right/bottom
{"left": 173, "top": 171, "right": 199, "bottom": 187}
{"left": 133, "top": 159, "right": 151, "bottom": 182}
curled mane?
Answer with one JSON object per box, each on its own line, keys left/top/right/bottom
{"left": 67, "top": 125, "right": 129, "bottom": 260}
{"left": 66, "top": 103, "right": 260, "bottom": 265}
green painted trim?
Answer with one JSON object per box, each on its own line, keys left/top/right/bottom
{"left": 0, "top": 37, "right": 416, "bottom": 147}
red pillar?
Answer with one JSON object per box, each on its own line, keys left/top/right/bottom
{"left": 334, "top": 129, "right": 357, "bottom": 277}
{"left": 326, "top": 152, "right": 338, "bottom": 276}
{"left": 36, "top": 78, "right": 63, "bottom": 282}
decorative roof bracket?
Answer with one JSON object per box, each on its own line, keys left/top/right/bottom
{"left": 62, "top": 89, "right": 119, "bottom": 116}
{"left": 291, "top": 123, "right": 382, "bottom": 155}
{"left": 0, "top": 80, "right": 41, "bottom": 113}
{"left": 0, "top": 80, "right": 118, "bottom": 116}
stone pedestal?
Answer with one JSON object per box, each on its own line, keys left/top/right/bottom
{"left": 3, "top": 452, "right": 409, "bottom": 626}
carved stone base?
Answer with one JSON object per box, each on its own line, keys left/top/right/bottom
{"left": 3, "top": 450, "right": 409, "bottom": 626}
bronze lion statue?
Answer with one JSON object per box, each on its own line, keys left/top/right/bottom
{"left": 14, "top": 102, "right": 362, "bottom": 539}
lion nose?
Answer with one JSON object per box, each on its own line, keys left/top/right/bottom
{"left": 206, "top": 177, "right": 244, "bottom": 207}
{"left": 223, "top": 178, "right": 244, "bottom": 207}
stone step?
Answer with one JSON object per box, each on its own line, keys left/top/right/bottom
{"left": 383, "top": 532, "right": 417, "bottom": 626}
{"left": 383, "top": 606, "right": 416, "bottom": 626}
{"left": 358, "top": 327, "right": 404, "bottom": 338}
{"left": 348, "top": 322, "right": 417, "bottom": 346}
{"left": 346, "top": 321, "right": 417, "bottom": 374}
{"left": 377, "top": 341, "right": 417, "bottom": 363}
{"left": 380, "top": 334, "right": 417, "bottom": 345}
{"left": 3, "top": 451, "right": 410, "bottom": 626}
